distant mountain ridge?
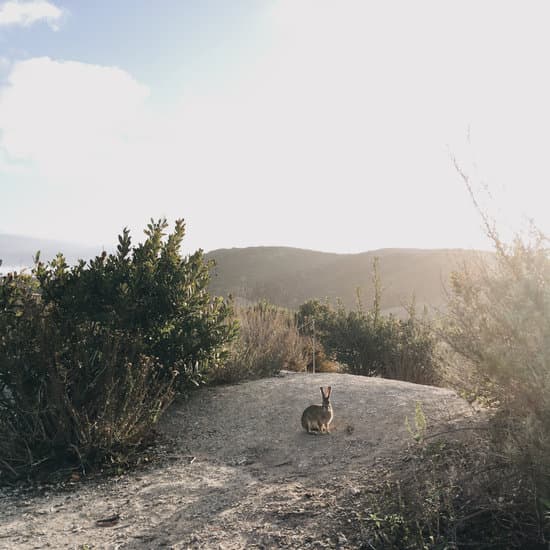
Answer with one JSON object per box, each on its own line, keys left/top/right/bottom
{"left": 205, "top": 246, "right": 489, "bottom": 313}
{"left": 1, "top": 235, "right": 487, "bottom": 314}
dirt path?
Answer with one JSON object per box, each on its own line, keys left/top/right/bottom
{"left": 0, "top": 372, "right": 482, "bottom": 549}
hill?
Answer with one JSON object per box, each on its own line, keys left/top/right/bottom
{"left": 1, "top": 236, "right": 488, "bottom": 313}
{"left": 205, "top": 246, "right": 489, "bottom": 313}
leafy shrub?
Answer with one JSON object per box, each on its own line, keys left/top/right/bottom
{"left": 34, "top": 219, "right": 237, "bottom": 389}
{"left": 210, "top": 301, "right": 308, "bottom": 384}
{"left": 0, "top": 219, "right": 236, "bottom": 481}
{"left": 297, "top": 263, "right": 439, "bottom": 385}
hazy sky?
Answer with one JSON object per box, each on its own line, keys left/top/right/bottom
{"left": 1, "top": 0, "right": 550, "bottom": 253}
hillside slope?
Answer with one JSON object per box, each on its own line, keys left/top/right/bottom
{"left": 1, "top": 236, "right": 488, "bottom": 313}
{"left": 206, "top": 246, "right": 489, "bottom": 312}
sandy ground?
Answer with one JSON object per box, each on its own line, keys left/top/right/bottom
{"left": 0, "top": 372, "right": 482, "bottom": 549}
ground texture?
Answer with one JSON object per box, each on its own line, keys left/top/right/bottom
{"left": 0, "top": 372, "right": 482, "bottom": 549}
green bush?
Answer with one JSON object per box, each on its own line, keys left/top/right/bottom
{"left": 210, "top": 301, "right": 308, "bottom": 384}
{"left": 0, "top": 219, "right": 237, "bottom": 481}
{"left": 34, "top": 219, "right": 237, "bottom": 388}
{"left": 297, "top": 261, "right": 439, "bottom": 385}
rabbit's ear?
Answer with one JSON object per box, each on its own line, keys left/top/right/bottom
{"left": 320, "top": 386, "right": 325, "bottom": 397}
{"left": 326, "top": 386, "right": 332, "bottom": 397}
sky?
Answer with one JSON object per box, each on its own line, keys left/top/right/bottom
{"left": 1, "top": 0, "right": 550, "bottom": 254}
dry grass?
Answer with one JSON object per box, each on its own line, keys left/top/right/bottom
{"left": 360, "top": 423, "right": 547, "bottom": 548}
{"left": 209, "top": 302, "right": 308, "bottom": 384}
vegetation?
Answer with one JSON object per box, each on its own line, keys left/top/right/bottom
{"left": 4, "top": 196, "right": 549, "bottom": 546}
{"left": 441, "top": 224, "right": 550, "bottom": 543}
{"left": 296, "top": 260, "right": 439, "bottom": 385}
{"left": 0, "top": 219, "right": 236, "bottom": 481}
{"left": 281, "top": 208, "right": 550, "bottom": 545}
{"left": 361, "top": 433, "right": 542, "bottom": 549}
{"left": 210, "top": 301, "right": 308, "bottom": 384}
{"left": 360, "top": 192, "right": 550, "bottom": 545}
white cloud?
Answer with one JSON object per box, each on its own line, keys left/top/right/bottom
{"left": 0, "top": 57, "right": 222, "bottom": 248}
{"left": 0, "top": 57, "right": 149, "bottom": 176}
{"left": 0, "top": 1, "right": 64, "bottom": 30}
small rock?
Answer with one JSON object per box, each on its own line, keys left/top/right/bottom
{"left": 337, "top": 532, "right": 348, "bottom": 546}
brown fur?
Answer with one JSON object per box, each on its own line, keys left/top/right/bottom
{"left": 301, "top": 386, "right": 333, "bottom": 434}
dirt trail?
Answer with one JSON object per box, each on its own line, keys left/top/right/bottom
{"left": 0, "top": 372, "right": 481, "bottom": 549}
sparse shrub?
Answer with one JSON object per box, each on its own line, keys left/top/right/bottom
{"left": 444, "top": 225, "right": 550, "bottom": 542}
{"left": 361, "top": 434, "right": 541, "bottom": 548}
{"left": 0, "top": 219, "right": 236, "bottom": 481}
{"left": 210, "top": 301, "right": 308, "bottom": 384}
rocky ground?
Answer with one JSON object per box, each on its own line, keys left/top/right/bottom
{"left": 0, "top": 372, "right": 483, "bottom": 549}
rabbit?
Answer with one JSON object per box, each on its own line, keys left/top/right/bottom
{"left": 301, "top": 386, "right": 333, "bottom": 434}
